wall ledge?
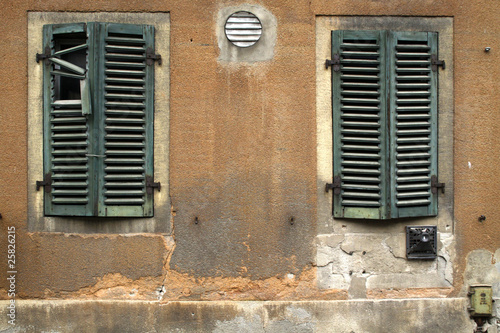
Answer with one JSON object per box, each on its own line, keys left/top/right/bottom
{"left": 1, "top": 298, "right": 473, "bottom": 332}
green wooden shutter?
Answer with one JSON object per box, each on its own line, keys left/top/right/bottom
{"left": 331, "top": 31, "right": 390, "bottom": 219}
{"left": 388, "top": 31, "right": 438, "bottom": 218}
{"left": 43, "top": 23, "right": 94, "bottom": 216}
{"left": 43, "top": 22, "right": 155, "bottom": 217}
{"left": 95, "top": 23, "right": 155, "bottom": 217}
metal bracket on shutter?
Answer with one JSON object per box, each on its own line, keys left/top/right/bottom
{"left": 325, "top": 176, "right": 341, "bottom": 195}
{"left": 36, "top": 173, "right": 52, "bottom": 193}
{"left": 146, "top": 176, "right": 161, "bottom": 194}
{"left": 431, "top": 175, "right": 445, "bottom": 194}
{"left": 146, "top": 47, "right": 162, "bottom": 66}
{"left": 431, "top": 55, "right": 445, "bottom": 72}
{"left": 36, "top": 46, "right": 51, "bottom": 64}
{"left": 325, "top": 54, "right": 341, "bottom": 72}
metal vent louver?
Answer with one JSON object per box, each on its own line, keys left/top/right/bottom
{"left": 224, "top": 11, "right": 262, "bottom": 48}
{"left": 406, "top": 225, "right": 437, "bottom": 259}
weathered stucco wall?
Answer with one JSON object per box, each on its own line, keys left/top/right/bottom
{"left": 0, "top": 0, "right": 499, "bottom": 330}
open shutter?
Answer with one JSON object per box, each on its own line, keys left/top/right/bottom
{"left": 388, "top": 31, "right": 438, "bottom": 218}
{"left": 43, "top": 23, "right": 94, "bottom": 216}
{"left": 331, "top": 31, "right": 390, "bottom": 219}
{"left": 95, "top": 23, "right": 155, "bottom": 217}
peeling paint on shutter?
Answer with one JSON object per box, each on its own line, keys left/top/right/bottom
{"left": 389, "top": 31, "right": 438, "bottom": 218}
{"left": 331, "top": 31, "right": 389, "bottom": 219}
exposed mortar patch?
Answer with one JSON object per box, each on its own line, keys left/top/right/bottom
{"left": 317, "top": 233, "right": 455, "bottom": 292}
{"left": 158, "top": 268, "right": 347, "bottom": 301}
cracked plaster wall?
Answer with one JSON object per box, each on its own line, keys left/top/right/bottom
{"left": 316, "top": 232, "right": 455, "bottom": 296}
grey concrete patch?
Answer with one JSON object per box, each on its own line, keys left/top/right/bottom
{"left": 463, "top": 249, "right": 500, "bottom": 292}
{"left": 366, "top": 273, "right": 451, "bottom": 289}
{"left": 214, "top": 315, "right": 264, "bottom": 333}
{"left": 348, "top": 276, "right": 367, "bottom": 299}
{"left": 316, "top": 233, "right": 454, "bottom": 290}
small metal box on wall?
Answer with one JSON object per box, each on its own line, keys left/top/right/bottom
{"left": 468, "top": 284, "right": 493, "bottom": 317}
{"left": 406, "top": 226, "right": 437, "bottom": 259}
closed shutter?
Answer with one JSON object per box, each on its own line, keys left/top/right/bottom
{"left": 42, "top": 22, "right": 155, "bottom": 217}
{"left": 95, "top": 23, "right": 155, "bottom": 217}
{"left": 331, "top": 30, "right": 389, "bottom": 219}
{"left": 331, "top": 30, "right": 439, "bottom": 220}
{"left": 388, "top": 31, "right": 438, "bottom": 218}
{"left": 43, "top": 23, "right": 93, "bottom": 216}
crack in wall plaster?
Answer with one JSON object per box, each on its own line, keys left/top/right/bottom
{"left": 382, "top": 235, "right": 406, "bottom": 260}
{"left": 339, "top": 245, "right": 354, "bottom": 256}
{"left": 158, "top": 203, "right": 177, "bottom": 301}
{"left": 437, "top": 233, "right": 454, "bottom": 286}
{"left": 316, "top": 234, "right": 345, "bottom": 268}
{"left": 437, "top": 256, "right": 453, "bottom": 287}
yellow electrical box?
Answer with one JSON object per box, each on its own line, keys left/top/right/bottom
{"left": 468, "top": 284, "right": 493, "bottom": 317}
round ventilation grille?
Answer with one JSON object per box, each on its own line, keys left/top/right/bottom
{"left": 224, "top": 11, "right": 262, "bottom": 48}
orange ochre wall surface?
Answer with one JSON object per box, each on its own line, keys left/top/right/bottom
{"left": 0, "top": 0, "right": 499, "bottom": 301}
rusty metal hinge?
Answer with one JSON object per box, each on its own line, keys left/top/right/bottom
{"left": 36, "top": 173, "right": 52, "bottom": 193}
{"left": 36, "top": 46, "right": 51, "bottom": 64}
{"left": 325, "top": 54, "right": 341, "bottom": 72}
{"left": 431, "top": 55, "right": 445, "bottom": 72}
{"left": 325, "top": 176, "right": 342, "bottom": 195}
{"left": 146, "top": 47, "right": 162, "bottom": 66}
{"left": 431, "top": 175, "right": 445, "bottom": 194}
{"left": 146, "top": 176, "right": 161, "bottom": 194}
